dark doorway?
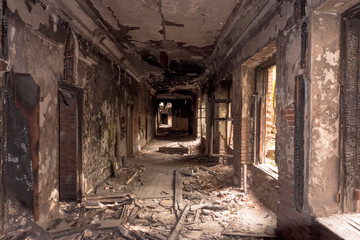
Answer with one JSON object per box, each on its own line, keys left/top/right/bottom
{"left": 161, "top": 114, "right": 168, "bottom": 124}
{"left": 127, "top": 105, "right": 134, "bottom": 158}
{"left": 59, "top": 85, "right": 82, "bottom": 201}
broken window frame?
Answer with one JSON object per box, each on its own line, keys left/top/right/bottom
{"left": 210, "top": 98, "right": 234, "bottom": 157}
{"left": 253, "top": 58, "right": 278, "bottom": 177}
{"left": 197, "top": 93, "right": 207, "bottom": 138}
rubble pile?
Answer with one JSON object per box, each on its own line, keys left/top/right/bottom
{"left": 2, "top": 164, "right": 277, "bottom": 240}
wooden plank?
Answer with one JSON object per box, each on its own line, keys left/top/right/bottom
{"left": 174, "top": 171, "right": 184, "bottom": 212}
{"left": 222, "top": 222, "right": 277, "bottom": 238}
{"left": 96, "top": 219, "right": 123, "bottom": 230}
{"left": 84, "top": 203, "right": 127, "bottom": 209}
{"left": 190, "top": 203, "right": 227, "bottom": 211}
{"left": 167, "top": 205, "right": 190, "bottom": 240}
{"left": 50, "top": 224, "right": 100, "bottom": 238}
{"left": 159, "top": 147, "right": 188, "bottom": 154}
{"left": 194, "top": 199, "right": 204, "bottom": 224}
{"left": 86, "top": 192, "right": 132, "bottom": 200}
{"left": 199, "top": 166, "right": 217, "bottom": 176}
{"left": 128, "top": 206, "right": 139, "bottom": 223}
{"left": 126, "top": 171, "right": 139, "bottom": 185}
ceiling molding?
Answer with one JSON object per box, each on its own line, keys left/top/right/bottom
{"left": 42, "top": 0, "right": 145, "bottom": 82}
{"left": 200, "top": 0, "right": 281, "bottom": 85}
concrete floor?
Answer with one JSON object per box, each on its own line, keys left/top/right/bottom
{"left": 41, "top": 137, "right": 278, "bottom": 239}
{"left": 132, "top": 138, "right": 193, "bottom": 199}
{"left": 128, "top": 137, "right": 278, "bottom": 239}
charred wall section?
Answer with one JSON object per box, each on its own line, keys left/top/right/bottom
{"left": 4, "top": 0, "right": 155, "bottom": 229}
{"left": 77, "top": 35, "right": 122, "bottom": 193}
{"left": 7, "top": 0, "right": 67, "bottom": 228}
{"left": 76, "top": 35, "right": 155, "bottom": 193}
{"left": 220, "top": 0, "right": 360, "bottom": 239}
{"left": 2, "top": 73, "right": 39, "bottom": 231}
{"left": 221, "top": 1, "right": 316, "bottom": 239}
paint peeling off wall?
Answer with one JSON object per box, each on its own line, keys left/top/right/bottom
{"left": 78, "top": 35, "right": 155, "bottom": 193}
{"left": 7, "top": 0, "right": 67, "bottom": 228}
{"left": 78, "top": 35, "right": 121, "bottom": 193}
{"left": 308, "top": 12, "right": 341, "bottom": 216}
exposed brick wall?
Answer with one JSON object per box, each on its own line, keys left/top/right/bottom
{"left": 275, "top": 25, "right": 309, "bottom": 239}
{"left": 280, "top": 105, "right": 295, "bottom": 137}
{"left": 241, "top": 117, "right": 253, "bottom": 163}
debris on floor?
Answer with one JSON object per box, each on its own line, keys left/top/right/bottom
{"left": 2, "top": 140, "right": 277, "bottom": 239}
{"left": 158, "top": 146, "right": 189, "bottom": 155}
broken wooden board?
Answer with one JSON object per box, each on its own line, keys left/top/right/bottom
{"left": 159, "top": 147, "right": 188, "bottom": 155}
{"left": 199, "top": 165, "right": 217, "bottom": 175}
{"left": 96, "top": 219, "right": 123, "bottom": 230}
{"left": 49, "top": 224, "right": 100, "bottom": 238}
{"left": 168, "top": 204, "right": 190, "bottom": 240}
{"left": 84, "top": 192, "right": 134, "bottom": 208}
{"left": 86, "top": 192, "right": 134, "bottom": 200}
{"left": 126, "top": 171, "right": 139, "bottom": 185}
{"left": 222, "top": 222, "right": 277, "bottom": 238}
{"left": 190, "top": 203, "right": 227, "bottom": 211}
{"left": 3, "top": 227, "right": 33, "bottom": 240}
{"left": 194, "top": 199, "right": 204, "bottom": 223}
{"left": 174, "top": 170, "right": 184, "bottom": 212}
{"left": 28, "top": 221, "right": 54, "bottom": 240}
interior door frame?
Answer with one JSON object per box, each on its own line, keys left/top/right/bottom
{"left": 58, "top": 83, "right": 83, "bottom": 201}
{"left": 126, "top": 104, "right": 134, "bottom": 158}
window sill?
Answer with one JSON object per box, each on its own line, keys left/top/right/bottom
{"left": 255, "top": 163, "right": 278, "bottom": 180}
{"left": 315, "top": 213, "right": 360, "bottom": 240}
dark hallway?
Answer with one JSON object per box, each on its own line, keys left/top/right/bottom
{"left": 1, "top": 0, "right": 360, "bottom": 239}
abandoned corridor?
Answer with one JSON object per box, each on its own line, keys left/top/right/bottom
{"left": 1, "top": 0, "right": 360, "bottom": 239}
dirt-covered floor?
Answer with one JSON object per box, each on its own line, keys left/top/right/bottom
{"left": 3, "top": 136, "right": 278, "bottom": 240}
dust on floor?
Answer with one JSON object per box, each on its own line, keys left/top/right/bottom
{"left": 2, "top": 139, "right": 277, "bottom": 240}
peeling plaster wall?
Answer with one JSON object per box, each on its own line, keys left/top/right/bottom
{"left": 308, "top": 12, "right": 341, "bottom": 216}
{"left": 77, "top": 36, "right": 155, "bottom": 193}
{"left": 222, "top": 1, "right": 310, "bottom": 239}
{"left": 5, "top": 0, "right": 156, "bottom": 229}
{"left": 275, "top": 23, "right": 308, "bottom": 239}
{"left": 122, "top": 71, "right": 155, "bottom": 157}
{"left": 7, "top": 0, "right": 66, "bottom": 228}
{"left": 222, "top": 0, "right": 360, "bottom": 239}
{"left": 77, "top": 35, "right": 121, "bottom": 193}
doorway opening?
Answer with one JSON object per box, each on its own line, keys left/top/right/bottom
{"left": 255, "top": 62, "right": 277, "bottom": 169}
{"left": 264, "top": 65, "right": 277, "bottom": 167}
{"left": 158, "top": 102, "right": 172, "bottom": 128}
{"left": 211, "top": 79, "right": 233, "bottom": 161}
{"left": 127, "top": 105, "right": 134, "bottom": 158}
{"left": 58, "top": 85, "right": 83, "bottom": 201}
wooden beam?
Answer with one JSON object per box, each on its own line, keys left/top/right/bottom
{"left": 167, "top": 205, "right": 190, "bottom": 240}
{"left": 174, "top": 171, "right": 184, "bottom": 213}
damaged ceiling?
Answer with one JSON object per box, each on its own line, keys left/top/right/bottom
{"left": 42, "top": 0, "right": 275, "bottom": 96}
{"left": 76, "top": 0, "right": 239, "bottom": 93}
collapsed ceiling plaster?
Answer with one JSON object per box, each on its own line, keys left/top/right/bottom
{"left": 79, "top": 0, "right": 239, "bottom": 92}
